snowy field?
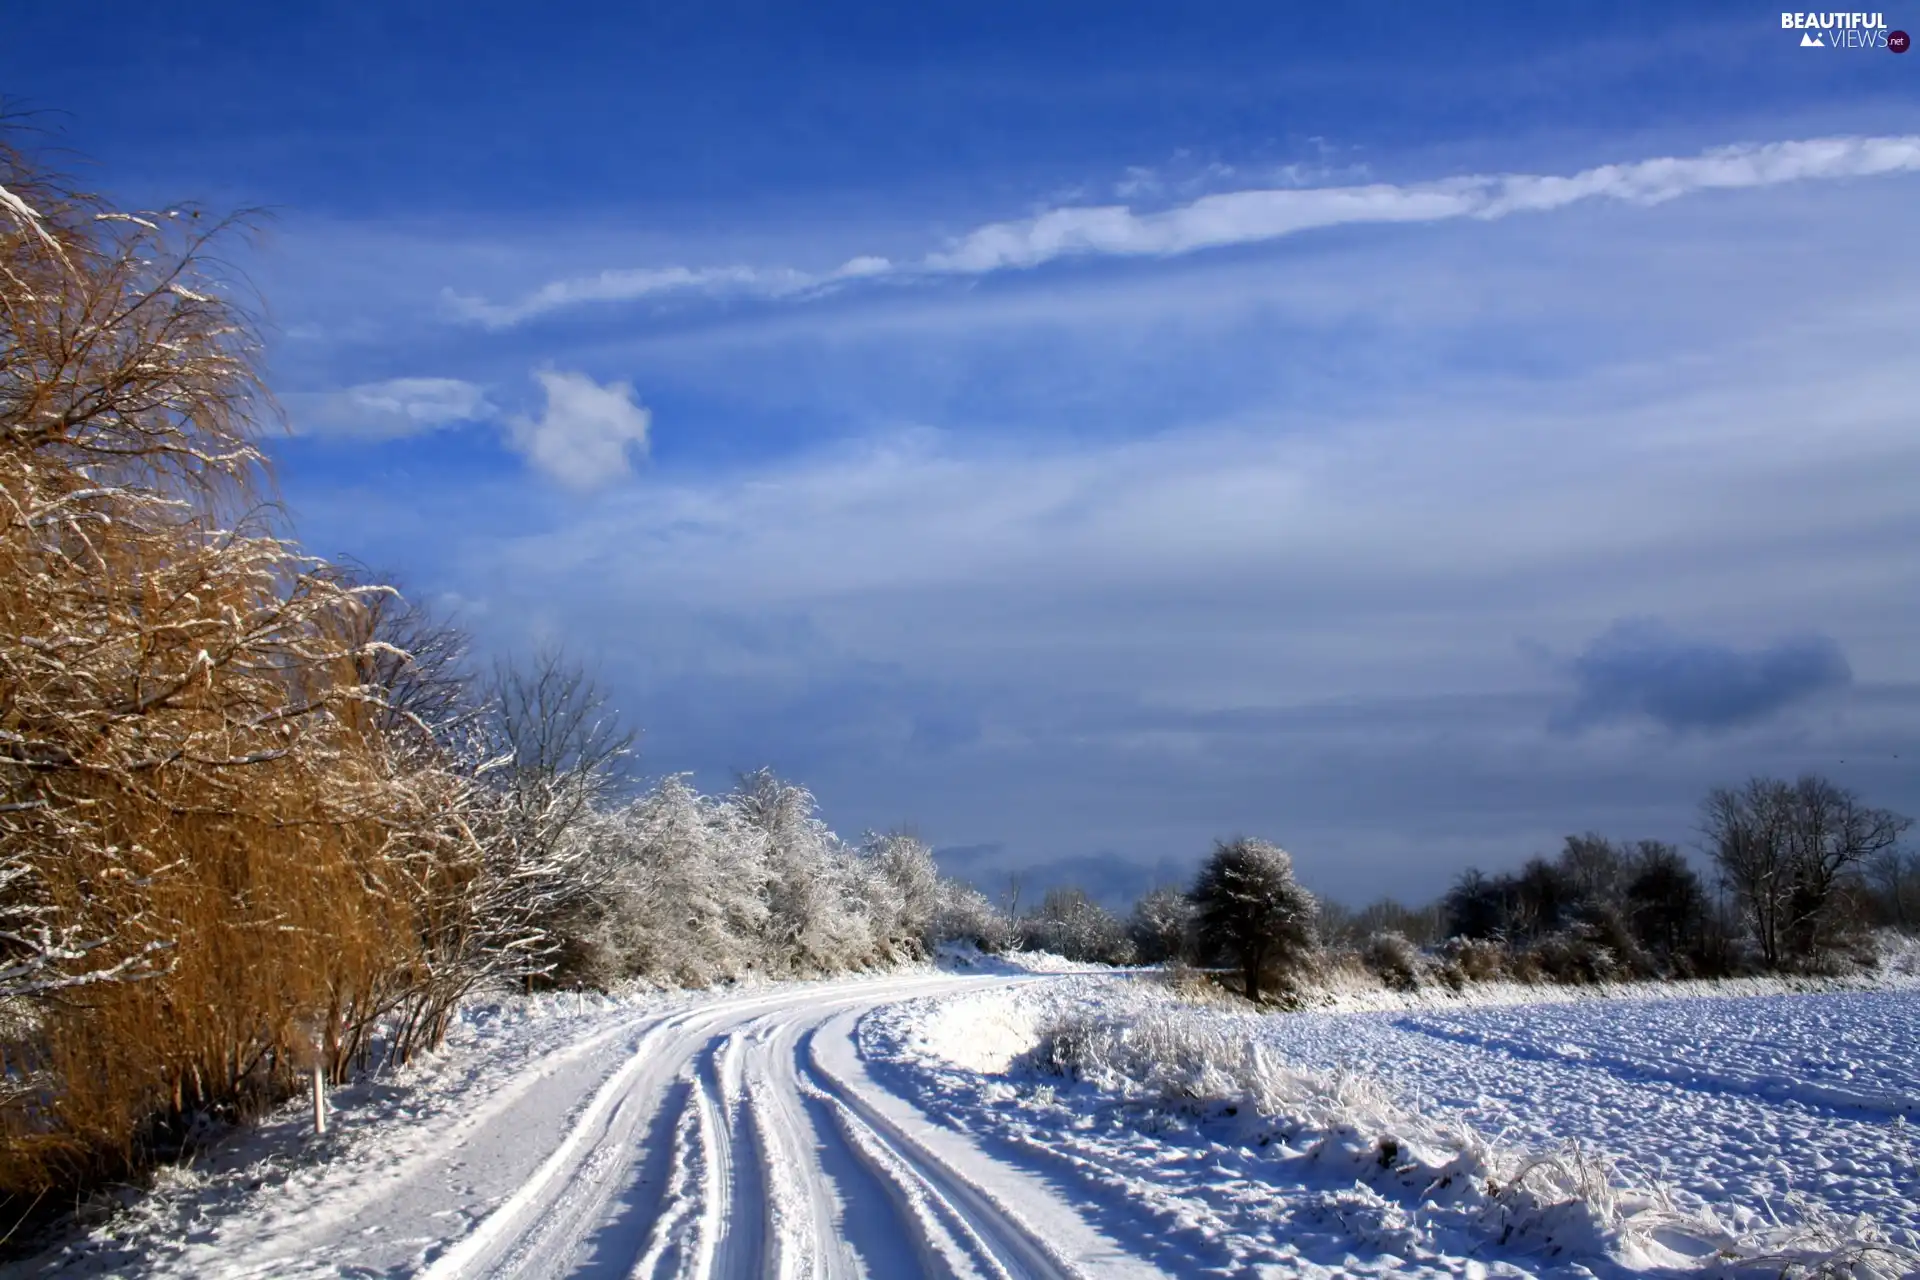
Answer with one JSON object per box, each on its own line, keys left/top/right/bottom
{"left": 11, "top": 962, "right": 1918, "bottom": 1278}
{"left": 1258, "top": 991, "right": 1920, "bottom": 1236}
{"left": 871, "top": 975, "right": 1920, "bottom": 1277}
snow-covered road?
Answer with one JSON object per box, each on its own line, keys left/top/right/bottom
{"left": 196, "top": 972, "right": 1149, "bottom": 1280}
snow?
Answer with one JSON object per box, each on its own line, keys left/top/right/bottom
{"left": 874, "top": 975, "right": 1920, "bottom": 1277}
{"left": 10, "top": 966, "right": 1918, "bottom": 1278}
{"left": 1255, "top": 991, "right": 1920, "bottom": 1237}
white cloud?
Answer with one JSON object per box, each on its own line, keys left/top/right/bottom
{"left": 450, "top": 134, "right": 1920, "bottom": 326}
{"left": 444, "top": 257, "right": 896, "bottom": 329}
{"left": 923, "top": 134, "right": 1920, "bottom": 271}
{"left": 443, "top": 265, "right": 810, "bottom": 327}
{"left": 507, "top": 370, "right": 652, "bottom": 490}
{"left": 287, "top": 376, "right": 494, "bottom": 439}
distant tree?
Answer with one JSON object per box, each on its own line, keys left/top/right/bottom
{"left": 1703, "top": 779, "right": 1794, "bottom": 967}
{"left": 1512, "top": 856, "right": 1576, "bottom": 939}
{"left": 1557, "top": 834, "right": 1629, "bottom": 909}
{"left": 1706, "top": 775, "right": 1910, "bottom": 966}
{"left": 1865, "top": 848, "right": 1920, "bottom": 933}
{"left": 1322, "top": 898, "right": 1446, "bottom": 949}
{"left": 1021, "top": 887, "right": 1133, "bottom": 964}
{"left": 1445, "top": 868, "right": 1508, "bottom": 940}
{"left": 1624, "top": 841, "right": 1706, "bottom": 962}
{"left": 1127, "top": 886, "right": 1194, "bottom": 964}
{"left": 1191, "top": 838, "right": 1317, "bottom": 1001}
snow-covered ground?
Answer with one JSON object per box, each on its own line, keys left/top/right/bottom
{"left": 1258, "top": 990, "right": 1920, "bottom": 1235}
{"left": 873, "top": 974, "right": 1920, "bottom": 1277}
{"left": 11, "top": 961, "right": 1918, "bottom": 1278}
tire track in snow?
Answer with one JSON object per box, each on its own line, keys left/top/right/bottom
{"left": 794, "top": 1043, "right": 1067, "bottom": 1274}
{"left": 630, "top": 1062, "right": 726, "bottom": 1280}
{"left": 736, "top": 1022, "right": 860, "bottom": 1278}
{"left": 386, "top": 973, "right": 1144, "bottom": 1280}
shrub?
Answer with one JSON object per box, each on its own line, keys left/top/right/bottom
{"left": 1020, "top": 889, "right": 1135, "bottom": 964}
{"left": 1439, "top": 936, "right": 1509, "bottom": 983}
{"left": 932, "top": 882, "right": 1015, "bottom": 953}
{"left": 1519, "top": 931, "right": 1620, "bottom": 986}
{"left": 1361, "top": 931, "right": 1424, "bottom": 991}
{"left": 1128, "top": 887, "right": 1195, "bottom": 964}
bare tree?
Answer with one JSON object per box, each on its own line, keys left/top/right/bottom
{"left": 1706, "top": 775, "right": 1910, "bottom": 967}
{"left": 1558, "top": 833, "right": 1628, "bottom": 908}
{"left": 1704, "top": 779, "right": 1796, "bottom": 968}
{"left": 1866, "top": 848, "right": 1920, "bottom": 932}
{"left": 385, "top": 648, "right": 635, "bottom": 1055}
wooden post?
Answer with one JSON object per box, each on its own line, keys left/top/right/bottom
{"left": 311, "top": 1060, "right": 327, "bottom": 1135}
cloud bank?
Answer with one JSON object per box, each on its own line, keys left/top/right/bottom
{"left": 449, "top": 134, "right": 1920, "bottom": 327}
{"left": 1557, "top": 620, "right": 1853, "bottom": 733}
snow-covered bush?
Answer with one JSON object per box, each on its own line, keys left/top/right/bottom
{"left": 1019, "top": 889, "right": 1135, "bottom": 964}
{"left": 732, "top": 769, "right": 877, "bottom": 974}
{"left": 1128, "top": 887, "right": 1195, "bottom": 964}
{"left": 1436, "top": 935, "right": 1508, "bottom": 986}
{"left": 1361, "top": 931, "right": 1425, "bottom": 991}
{"left": 1515, "top": 930, "right": 1621, "bottom": 986}
{"left": 931, "top": 881, "right": 1015, "bottom": 952}
{"left": 859, "top": 831, "right": 944, "bottom": 960}
{"left": 572, "top": 776, "right": 771, "bottom": 987}
{"left": 542, "top": 772, "right": 1006, "bottom": 990}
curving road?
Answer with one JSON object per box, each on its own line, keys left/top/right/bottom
{"left": 222, "top": 973, "right": 1156, "bottom": 1280}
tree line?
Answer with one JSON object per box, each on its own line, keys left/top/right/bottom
{"left": 993, "top": 773, "right": 1914, "bottom": 1001}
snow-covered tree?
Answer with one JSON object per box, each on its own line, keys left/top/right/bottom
{"left": 578, "top": 775, "right": 771, "bottom": 986}
{"left": 732, "top": 769, "right": 875, "bottom": 973}
{"left": 1021, "top": 888, "right": 1134, "bottom": 964}
{"left": 1192, "top": 838, "right": 1318, "bottom": 1001}
{"left": 1128, "top": 887, "right": 1195, "bottom": 964}
{"left": 859, "top": 830, "right": 942, "bottom": 959}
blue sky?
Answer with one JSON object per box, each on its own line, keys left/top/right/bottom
{"left": 9, "top": 1, "right": 1918, "bottom": 905}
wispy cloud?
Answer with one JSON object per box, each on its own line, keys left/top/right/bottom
{"left": 286, "top": 376, "right": 495, "bottom": 439}
{"left": 507, "top": 369, "right": 653, "bottom": 490}
{"left": 448, "top": 134, "right": 1920, "bottom": 328}
{"left": 443, "top": 257, "right": 894, "bottom": 328}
